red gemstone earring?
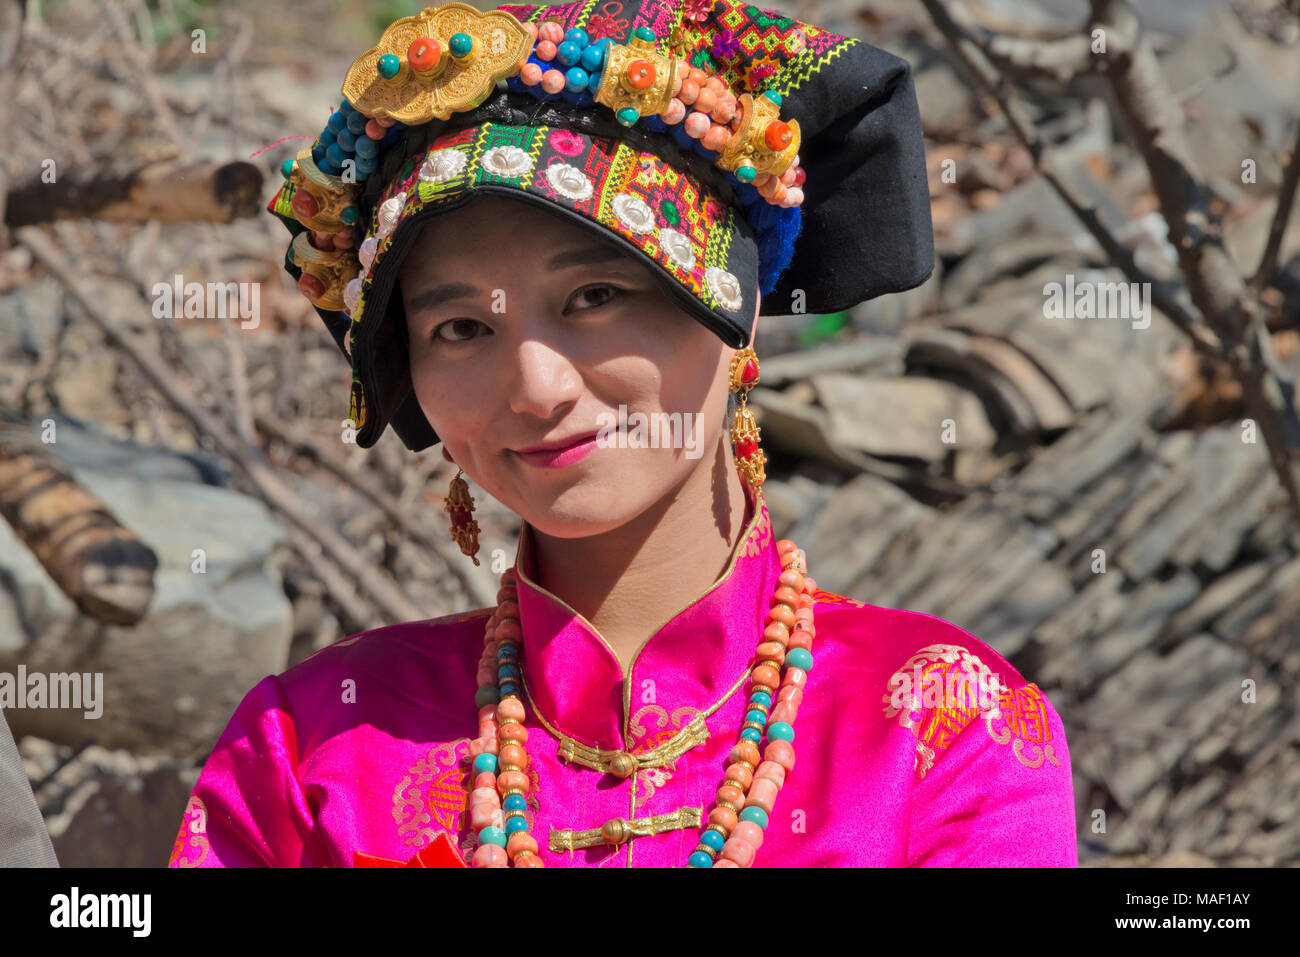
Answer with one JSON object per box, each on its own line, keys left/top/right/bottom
{"left": 728, "top": 346, "right": 766, "bottom": 490}
{"left": 444, "top": 467, "right": 481, "bottom": 565}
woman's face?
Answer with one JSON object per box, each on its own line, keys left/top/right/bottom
{"left": 399, "top": 194, "right": 756, "bottom": 538}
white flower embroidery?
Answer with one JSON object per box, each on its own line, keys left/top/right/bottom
{"left": 419, "top": 148, "right": 467, "bottom": 183}
{"left": 705, "top": 265, "right": 743, "bottom": 310}
{"left": 658, "top": 227, "right": 695, "bottom": 271}
{"left": 377, "top": 193, "right": 406, "bottom": 239}
{"left": 482, "top": 145, "right": 533, "bottom": 178}
{"left": 613, "top": 192, "right": 655, "bottom": 234}
{"left": 343, "top": 276, "right": 362, "bottom": 316}
{"left": 546, "top": 162, "right": 593, "bottom": 202}
{"left": 357, "top": 236, "right": 378, "bottom": 273}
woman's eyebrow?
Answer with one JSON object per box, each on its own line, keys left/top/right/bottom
{"left": 406, "top": 244, "right": 630, "bottom": 314}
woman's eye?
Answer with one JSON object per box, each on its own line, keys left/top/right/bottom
{"left": 569, "top": 283, "right": 623, "bottom": 312}
{"left": 432, "top": 318, "right": 489, "bottom": 343}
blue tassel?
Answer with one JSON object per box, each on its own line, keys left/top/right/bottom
{"left": 747, "top": 201, "right": 802, "bottom": 295}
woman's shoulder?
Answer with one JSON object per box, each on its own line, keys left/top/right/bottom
{"left": 280, "top": 606, "right": 493, "bottom": 682}
{"left": 809, "top": 586, "right": 1033, "bottom": 692}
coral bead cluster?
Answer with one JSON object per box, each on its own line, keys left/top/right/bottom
{"left": 506, "top": 21, "right": 805, "bottom": 208}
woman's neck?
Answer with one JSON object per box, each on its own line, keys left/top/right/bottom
{"left": 528, "top": 431, "right": 754, "bottom": 678}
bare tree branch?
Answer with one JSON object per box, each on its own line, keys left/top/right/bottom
{"left": 1252, "top": 118, "right": 1300, "bottom": 292}
{"left": 918, "top": 0, "right": 1218, "bottom": 356}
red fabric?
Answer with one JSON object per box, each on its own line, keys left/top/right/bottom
{"left": 354, "top": 832, "right": 467, "bottom": 868}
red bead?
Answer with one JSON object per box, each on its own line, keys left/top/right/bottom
{"left": 625, "top": 58, "right": 656, "bottom": 90}
{"left": 291, "top": 189, "right": 319, "bottom": 221}
{"left": 793, "top": 166, "right": 806, "bottom": 187}
{"left": 741, "top": 358, "right": 758, "bottom": 383}
{"left": 297, "top": 273, "right": 326, "bottom": 300}
{"left": 764, "top": 120, "right": 793, "bottom": 153}
{"left": 408, "top": 37, "right": 441, "bottom": 72}
{"left": 737, "top": 438, "right": 757, "bottom": 458}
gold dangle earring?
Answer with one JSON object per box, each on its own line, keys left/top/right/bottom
{"left": 728, "top": 346, "right": 766, "bottom": 491}
{"left": 444, "top": 467, "right": 481, "bottom": 566}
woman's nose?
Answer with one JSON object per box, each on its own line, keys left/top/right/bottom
{"left": 507, "top": 339, "right": 583, "bottom": 421}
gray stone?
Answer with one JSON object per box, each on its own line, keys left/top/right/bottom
{"left": 0, "top": 420, "right": 291, "bottom": 759}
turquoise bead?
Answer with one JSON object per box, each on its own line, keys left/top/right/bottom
{"left": 285, "top": 246, "right": 295, "bottom": 266}
{"left": 616, "top": 106, "right": 639, "bottom": 127}
{"left": 740, "top": 727, "right": 762, "bottom": 742}
{"left": 785, "top": 647, "right": 813, "bottom": 671}
{"left": 281, "top": 159, "right": 295, "bottom": 179}
{"left": 504, "top": 815, "right": 529, "bottom": 835}
{"left": 700, "top": 829, "right": 725, "bottom": 851}
{"left": 564, "top": 28, "right": 590, "bottom": 48}
{"left": 499, "top": 683, "right": 519, "bottom": 697}
{"left": 634, "top": 25, "right": 655, "bottom": 41}
{"left": 580, "top": 43, "right": 604, "bottom": 72}
{"left": 564, "top": 67, "right": 589, "bottom": 93}
{"left": 340, "top": 205, "right": 358, "bottom": 225}
{"left": 479, "top": 826, "right": 507, "bottom": 847}
{"left": 472, "top": 752, "right": 498, "bottom": 775}
{"left": 474, "top": 685, "right": 497, "bottom": 707}
{"left": 739, "top": 806, "right": 769, "bottom": 829}
{"left": 735, "top": 164, "right": 757, "bottom": 183}
{"left": 762, "top": 90, "right": 782, "bottom": 106}
{"left": 377, "top": 53, "right": 401, "bottom": 79}
{"left": 504, "top": 794, "right": 526, "bottom": 811}
{"left": 336, "top": 129, "right": 356, "bottom": 151}
{"left": 587, "top": 69, "right": 603, "bottom": 95}
{"left": 497, "top": 663, "right": 521, "bottom": 680}
{"left": 766, "top": 720, "right": 794, "bottom": 743}
{"left": 449, "top": 33, "right": 473, "bottom": 58}
{"left": 750, "top": 689, "right": 772, "bottom": 708}
{"left": 745, "top": 709, "right": 767, "bottom": 725}
{"left": 688, "top": 851, "right": 714, "bottom": 868}
{"left": 556, "top": 40, "right": 582, "bottom": 67}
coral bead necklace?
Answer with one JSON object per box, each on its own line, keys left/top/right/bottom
{"left": 463, "top": 533, "right": 817, "bottom": 867}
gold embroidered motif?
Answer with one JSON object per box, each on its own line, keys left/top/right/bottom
{"left": 168, "top": 795, "right": 209, "bottom": 867}
{"left": 553, "top": 714, "right": 709, "bottom": 775}
{"left": 985, "top": 683, "right": 1060, "bottom": 770}
{"left": 628, "top": 704, "right": 703, "bottom": 804}
{"left": 881, "top": 644, "right": 1003, "bottom": 780}
{"left": 392, "top": 738, "right": 471, "bottom": 849}
{"left": 549, "top": 806, "right": 702, "bottom": 852}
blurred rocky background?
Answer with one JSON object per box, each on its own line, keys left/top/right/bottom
{"left": 0, "top": 0, "right": 1297, "bottom": 867}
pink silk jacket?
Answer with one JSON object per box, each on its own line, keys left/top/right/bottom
{"left": 168, "top": 483, "right": 1079, "bottom": 867}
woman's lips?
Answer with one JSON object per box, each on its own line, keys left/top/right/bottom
{"left": 513, "top": 432, "right": 601, "bottom": 468}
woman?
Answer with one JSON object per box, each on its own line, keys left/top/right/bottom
{"left": 168, "top": 0, "right": 1077, "bottom": 868}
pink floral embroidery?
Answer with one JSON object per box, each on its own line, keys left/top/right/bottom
{"left": 549, "top": 128, "right": 585, "bottom": 156}
{"left": 587, "top": 1, "right": 629, "bottom": 41}
{"left": 683, "top": 0, "right": 714, "bottom": 23}
{"left": 744, "top": 54, "right": 781, "bottom": 92}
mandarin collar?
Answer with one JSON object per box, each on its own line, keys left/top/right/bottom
{"left": 511, "top": 480, "right": 783, "bottom": 751}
